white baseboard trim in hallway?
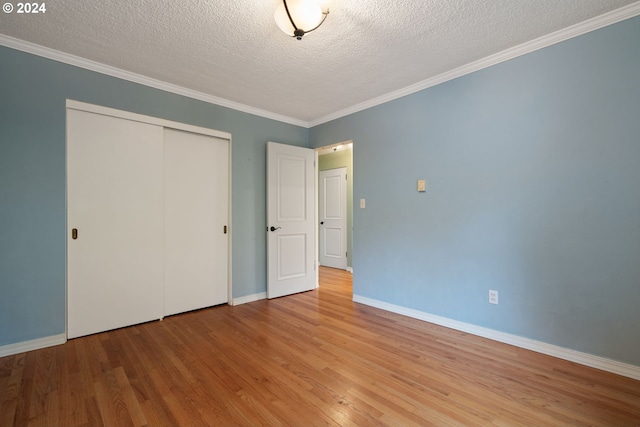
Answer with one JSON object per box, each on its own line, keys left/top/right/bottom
{"left": 232, "top": 292, "right": 267, "bottom": 306}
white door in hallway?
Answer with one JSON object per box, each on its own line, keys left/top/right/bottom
{"left": 319, "top": 167, "right": 348, "bottom": 270}
{"left": 266, "top": 142, "right": 317, "bottom": 298}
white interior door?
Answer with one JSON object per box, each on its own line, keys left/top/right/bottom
{"left": 319, "top": 167, "right": 348, "bottom": 270}
{"left": 164, "top": 128, "right": 229, "bottom": 316}
{"left": 267, "top": 142, "right": 317, "bottom": 298}
{"left": 67, "top": 109, "right": 164, "bottom": 339}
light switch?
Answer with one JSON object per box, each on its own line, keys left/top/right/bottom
{"left": 360, "top": 198, "right": 366, "bottom": 209}
{"left": 417, "top": 179, "right": 426, "bottom": 192}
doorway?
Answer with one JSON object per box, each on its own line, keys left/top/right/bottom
{"left": 319, "top": 167, "right": 347, "bottom": 269}
{"left": 316, "top": 142, "right": 353, "bottom": 273}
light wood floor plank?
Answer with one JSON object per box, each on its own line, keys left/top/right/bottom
{"left": 1, "top": 266, "right": 639, "bottom": 426}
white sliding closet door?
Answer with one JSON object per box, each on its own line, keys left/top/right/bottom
{"left": 67, "top": 109, "right": 164, "bottom": 339}
{"left": 164, "top": 129, "right": 229, "bottom": 316}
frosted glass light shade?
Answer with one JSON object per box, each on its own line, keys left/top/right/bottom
{"left": 274, "top": 0, "right": 324, "bottom": 37}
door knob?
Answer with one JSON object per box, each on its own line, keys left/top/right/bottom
{"left": 320, "top": 221, "right": 324, "bottom": 225}
{"left": 269, "top": 226, "right": 281, "bottom": 232}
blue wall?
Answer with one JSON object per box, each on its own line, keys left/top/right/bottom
{"left": 0, "top": 46, "right": 308, "bottom": 346}
{"left": 310, "top": 17, "right": 640, "bottom": 366}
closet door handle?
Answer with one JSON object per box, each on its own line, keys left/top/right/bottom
{"left": 72, "top": 228, "right": 78, "bottom": 240}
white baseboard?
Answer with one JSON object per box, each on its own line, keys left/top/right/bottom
{"left": 0, "top": 333, "right": 67, "bottom": 358}
{"left": 232, "top": 292, "right": 266, "bottom": 306}
{"left": 346, "top": 267, "right": 353, "bottom": 273}
{"left": 353, "top": 295, "right": 640, "bottom": 381}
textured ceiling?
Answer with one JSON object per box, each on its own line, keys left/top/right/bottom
{"left": 0, "top": 0, "right": 638, "bottom": 124}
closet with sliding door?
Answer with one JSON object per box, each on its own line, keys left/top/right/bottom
{"left": 66, "top": 101, "right": 230, "bottom": 339}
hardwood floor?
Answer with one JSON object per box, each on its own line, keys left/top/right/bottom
{"left": 1, "top": 266, "right": 639, "bottom": 426}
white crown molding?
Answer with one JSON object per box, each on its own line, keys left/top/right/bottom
{"left": 0, "top": 333, "right": 67, "bottom": 357}
{"left": 309, "top": 2, "right": 640, "bottom": 127}
{"left": 0, "top": 34, "right": 309, "bottom": 128}
{"left": 353, "top": 294, "right": 640, "bottom": 381}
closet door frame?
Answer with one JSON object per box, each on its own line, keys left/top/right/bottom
{"left": 65, "top": 99, "right": 233, "bottom": 337}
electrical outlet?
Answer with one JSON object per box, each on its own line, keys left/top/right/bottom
{"left": 489, "top": 290, "right": 498, "bottom": 305}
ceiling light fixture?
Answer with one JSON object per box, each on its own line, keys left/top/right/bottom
{"left": 274, "top": 0, "right": 329, "bottom": 40}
